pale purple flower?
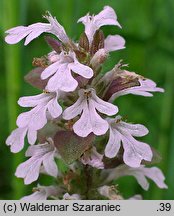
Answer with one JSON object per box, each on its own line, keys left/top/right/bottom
{"left": 6, "top": 91, "right": 61, "bottom": 153}
{"left": 103, "top": 164, "right": 168, "bottom": 190}
{"left": 6, "top": 127, "right": 28, "bottom": 153}
{"left": 5, "top": 12, "right": 69, "bottom": 45}
{"left": 104, "top": 35, "right": 125, "bottom": 52}
{"left": 63, "top": 193, "right": 81, "bottom": 200}
{"left": 63, "top": 88, "right": 118, "bottom": 137}
{"left": 78, "top": 6, "right": 121, "bottom": 44}
{"left": 80, "top": 146, "right": 104, "bottom": 169}
{"left": 17, "top": 91, "right": 62, "bottom": 140}
{"left": 21, "top": 185, "right": 61, "bottom": 200}
{"left": 105, "top": 116, "right": 152, "bottom": 167}
{"left": 15, "top": 139, "right": 58, "bottom": 184}
{"left": 41, "top": 51, "right": 93, "bottom": 92}
{"left": 109, "top": 74, "right": 164, "bottom": 102}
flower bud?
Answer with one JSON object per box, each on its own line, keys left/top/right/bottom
{"left": 90, "top": 48, "right": 108, "bottom": 70}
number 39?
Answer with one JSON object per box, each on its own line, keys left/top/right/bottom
{"left": 159, "top": 203, "right": 171, "bottom": 211}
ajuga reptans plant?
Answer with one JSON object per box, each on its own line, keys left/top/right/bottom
{"left": 5, "top": 6, "right": 167, "bottom": 200}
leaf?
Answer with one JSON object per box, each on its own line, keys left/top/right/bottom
{"left": 54, "top": 131, "right": 94, "bottom": 164}
{"left": 90, "top": 30, "right": 105, "bottom": 56}
{"left": 24, "top": 67, "right": 48, "bottom": 90}
{"left": 44, "top": 36, "right": 62, "bottom": 53}
{"left": 79, "top": 32, "right": 89, "bottom": 52}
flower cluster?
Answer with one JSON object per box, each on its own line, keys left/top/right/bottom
{"left": 5, "top": 6, "right": 167, "bottom": 200}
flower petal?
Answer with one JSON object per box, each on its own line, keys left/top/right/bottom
{"left": 45, "top": 12, "right": 69, "bottom": 43}
{"left": 5, "top": 23, "right": 51, "bottom": 45}
{"left": 43, "top": 152, "right": 58, "bottom": 177}
{"left": 47, "top": 97, "right": 62, "bottom": 118}
{"left": 74, "top": 100, "right": 109, "bottom": 137}
{"left": 5, "top": 26, "right": 32, "bottom": 44}
{"left": 24, "top": 23, "right": 51, "bottom": 45}
{"left": 18, "top": 93, "right": 48, "bottom": 107}
{"left": 73, "top": 101, "right": 93, "bottom": 137}
{"left": 132, "top": 171, "right": 149, "bottom": 190}
{"left": 6, "top": 127, "right": 27, "bottom": 153}
{"left": 119, "top": 122, "right": 149, "bottom": 137}
{"left": 46, "top": 64, "right": 78, "bottom": 92}
{"left": 28, "top": 106, "right": 47, "bottom": 130}
{"left": 92, "top": 90, "right": 118, "bottom": 115}
{"left": 94, "top": 6, "right": 121, "bottom": 28}
{"left": 122, "top": 135, "right": 152, "bottom": 167}
{"left": 63, "top": 97, "right": 84, "bottom": 120}
{"left": 41, "top": 61, "right": 59, "bottom": 80}
{"left": 104, "top": 35, "right": 125, "bottom": 52}
{"left": 16, "top": 141, "right": 58, "bottom": 184}
{"left": 16, "top": 110, "right": 32, "bottom": 128}
{"left": 15, "top": 157, "right": 42, "bottom": 184}
{"left": 105, "top": 128, "right": 121, "bottom": 158}
{"left": 27, "top": 129, "right": 37, "bottom": 145}
{"left": 69, "top": 62, "right": 93, "bottom": 79}
{"left": 17, "top": 106, "right": 47, "bottom": 130}
{"left": 25, "top": 143, "right": 49, "bottom": 157}
{"left": 143, "top": 167, "right": 168, "bottom": 189}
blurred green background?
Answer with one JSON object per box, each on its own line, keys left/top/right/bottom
{"left": 0, "top": 0, "right": 173, "bottom": 200}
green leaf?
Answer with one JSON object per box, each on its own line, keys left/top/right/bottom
{"left": 54, "top": 131, "right": 94, "bottom": 164}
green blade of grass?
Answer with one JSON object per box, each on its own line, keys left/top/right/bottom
{"left": 2, "top": 0, "right": 25, "bottom": 199}
{"left": 149, "top": 69, "right": 173, "bottom": 200}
